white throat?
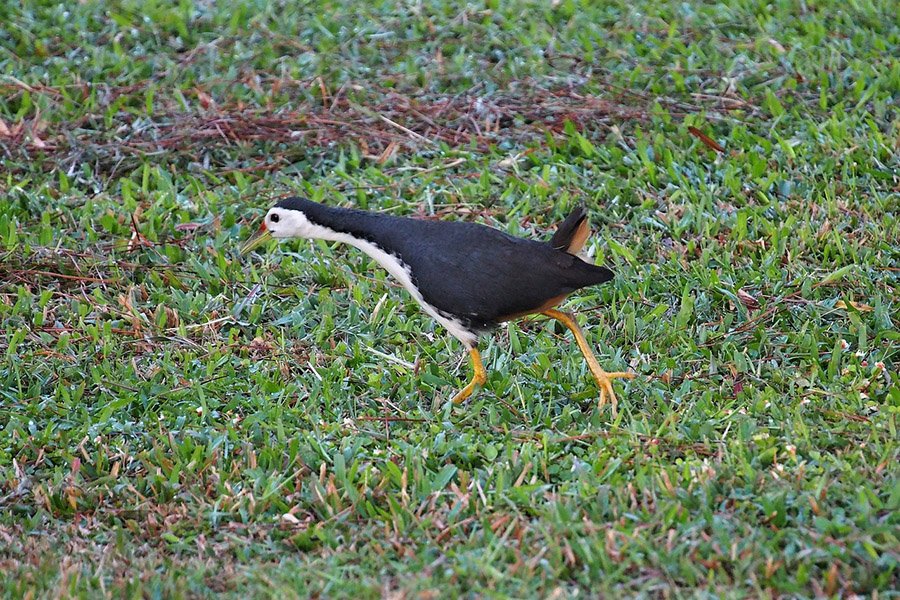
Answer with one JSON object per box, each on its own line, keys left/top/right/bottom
{"left": 298, "top": 221, "right": 478, "bottom": 348}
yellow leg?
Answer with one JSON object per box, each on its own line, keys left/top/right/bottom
{"left": 542, "top": 309, "right": 635, "bottom": 414}
{"left": 451, "top": 347, "right": 487, "bottom": 404}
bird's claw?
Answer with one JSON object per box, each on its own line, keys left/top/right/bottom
{"left": 594, "top": 371, "right": 636, "bottom": 416}
{"left": 451, "top": 381, "right": 478, "bottom": 404}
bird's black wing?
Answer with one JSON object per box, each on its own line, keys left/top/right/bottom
{"left": 382, "top": 219, "right": 613, "bottom": 327}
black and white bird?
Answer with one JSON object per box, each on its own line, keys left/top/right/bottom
{"left": 242, "top": 197, "right": 634, "bottom": 410}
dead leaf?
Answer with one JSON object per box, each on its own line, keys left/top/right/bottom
{"left": 824, "top": 562, "right": 839, "bottom": 596}
{"left": 196, "top": 89, "right": 215, "bottom": 110}
{"left": 737, "top": 288, "right": 760, "bottom": 310}
{"left": 767, "top": 38, "right": 786, "bottom": 53}
{"left": 27, "top": 114, "right": 49, "bottom": 148}
{"left": 0, "top": 118, "right": 10, "bottom": 137}
{"left": 377, "top": 140, "right": 399, "bottom": 164}
{"left": 688, "top": 126, "right": 725, "bottom": 153}
{"left": 315, "top": 76, "right": 329, "bottom": 106}
{"left": 164, "top": 307, "right": 180, "bottom": 329}
{"left": 835, "top": 300, "right": 874, "bottom": 312}
{"left": 174, "top": 222, "right": 201, "bottom": 231}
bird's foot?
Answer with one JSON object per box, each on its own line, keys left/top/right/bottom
{"left": 593, "top": 370, "right": 636, "bottom": 416}
{"left": 540, "top": 309, "right": 636, "bottom": 416}
{"left": 450, "top": 377, "right": 481, "bottom": 404}
{"left": 451, "top": 347, "right": 487, "bottom": 404}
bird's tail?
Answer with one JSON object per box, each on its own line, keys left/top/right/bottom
{"left": 549, "top": 206, "right": 591, "bottom": 255}
{"left": 552, "top": 206, "right": 614, "bottom": 286}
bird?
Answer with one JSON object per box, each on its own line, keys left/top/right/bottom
{"left": 241, "top": 197, "right": 634, "bottom": 411}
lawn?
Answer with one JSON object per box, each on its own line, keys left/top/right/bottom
{"left": 1, "top": 0, "right": 898, "bottom": 597}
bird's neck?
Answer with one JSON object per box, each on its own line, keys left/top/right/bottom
{"left": 302, "top": 203, "right": 393, "bottom": 245}
{"left": 299, "top": 203, "right": 409, "bottom": 278}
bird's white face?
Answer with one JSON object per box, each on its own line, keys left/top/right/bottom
{"left": 264, "top": 207, "right": 314, "bottom": 239}
{"left": 242, "top": 205, "right": 341, "bottom": 254}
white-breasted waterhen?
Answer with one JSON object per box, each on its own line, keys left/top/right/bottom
{"left": 242, "top": 197, "right": 635, "bottom": 411}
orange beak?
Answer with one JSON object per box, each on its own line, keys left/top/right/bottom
{"left": 240, "top": 221, "right": 272, "bottom": 254}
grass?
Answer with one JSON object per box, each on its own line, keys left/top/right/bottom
{"left": 1, "top": 0, "right": 898, "bottom": 597}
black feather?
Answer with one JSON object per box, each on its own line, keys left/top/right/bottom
{"left": 275, "top": 197, "right": 614, "bottom": 329}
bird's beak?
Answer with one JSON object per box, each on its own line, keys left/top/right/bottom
{"left": 240, "top": 221, "right": 273, "bottom": 254}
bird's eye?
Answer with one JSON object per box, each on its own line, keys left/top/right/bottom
{"left": 270, "top": 213, "right": 280, "bottom": 223}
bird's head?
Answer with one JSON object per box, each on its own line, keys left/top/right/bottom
{"left": 241, "top": 197, "right": 324, "bottom": 254}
